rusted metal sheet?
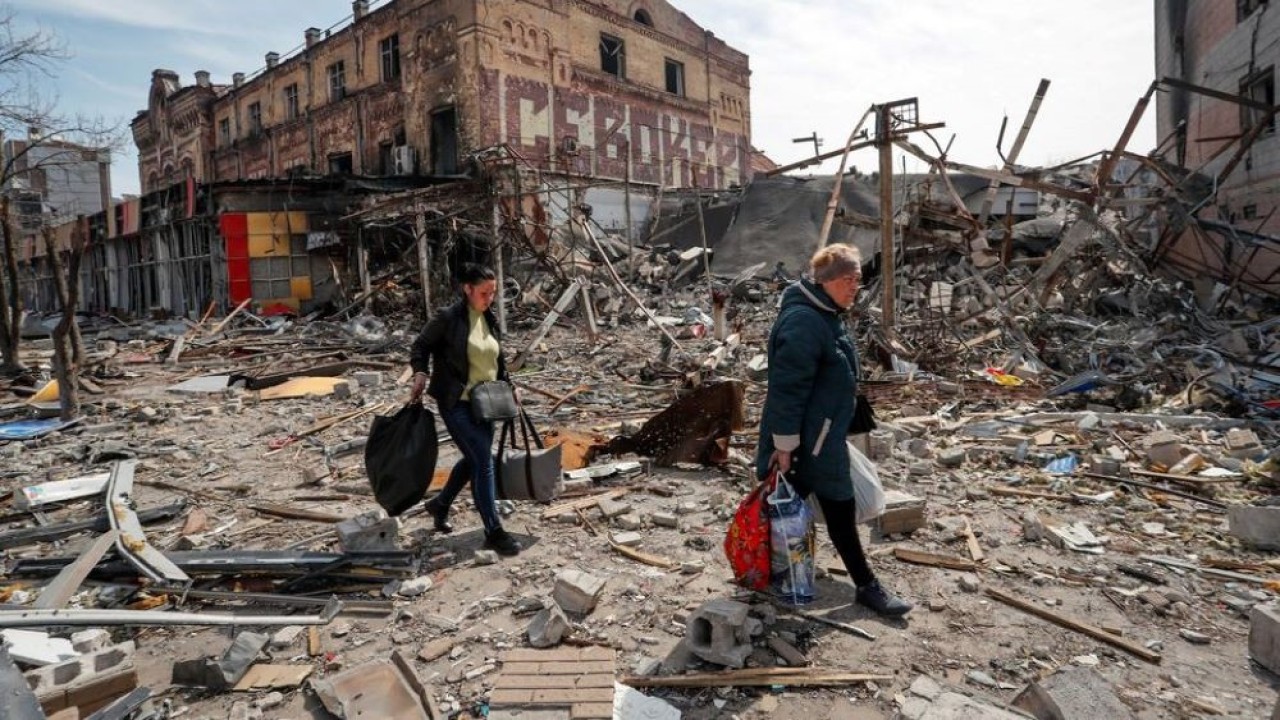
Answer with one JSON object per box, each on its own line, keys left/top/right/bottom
{"left": 604, "top": 380, "right": 745, "bottom": 466}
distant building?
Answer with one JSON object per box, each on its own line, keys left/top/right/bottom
{"left": 133, "top": 0, "right": 753, "bottom": 192}
{"left": 1154, "top": 0, "right": 1280, "bottom": 295}
{"left": 2, "top": 133, "right": 112, "bottom": 231}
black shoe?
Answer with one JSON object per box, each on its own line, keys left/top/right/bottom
{"left": 856, "top": 579, "right": 913, "bottom": 617}
{"left": 484, "top": 528, "right": 521, "bottom": 557}
{"left": 424, "top": 499, "right": 453, "bottom": 534}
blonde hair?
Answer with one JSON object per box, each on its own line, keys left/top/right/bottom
{"left": 810, "top": 244, "right": 862, "bottom": 283}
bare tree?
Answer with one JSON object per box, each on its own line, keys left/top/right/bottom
{"left": 41, "top": 218, "right": 84, "bottom": 420}
{"left": 0, "top": 6, "right": 122, "bottom": 376}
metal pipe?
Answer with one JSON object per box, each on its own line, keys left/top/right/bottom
{"left": 0, "top": 597, "right": 341, "bottom": 628}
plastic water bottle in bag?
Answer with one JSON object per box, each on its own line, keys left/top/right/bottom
{"left": 766, "top": 474, "right": 816, "bottom": 605}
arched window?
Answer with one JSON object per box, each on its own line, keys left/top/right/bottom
{"left": 633, "top": 8, "right": 653, "bottom": 26}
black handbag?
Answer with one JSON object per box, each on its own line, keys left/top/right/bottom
{"left": 495, "top": 409, "right": 563, "bottom": 502}
{"left": 470, "top": 380, "right": 518, "bottom": 422}
{"left": 849, "top": 393, "right": 878, "bottom": 434}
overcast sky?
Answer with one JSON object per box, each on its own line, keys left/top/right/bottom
{"left": 10, "top": 0, "right": 1157, "bottom": 196}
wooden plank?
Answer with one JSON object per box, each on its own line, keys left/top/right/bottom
{"left": 307, "top": 626, "right": 322, "bottom": 656}
{"left": 250, "top": 504, "right": 345, "bottom": 524}
{"left": 610, "top": 542, "right": 675, "bottom": 570}
{"left": 620, "top": 669, "right": 893, "bottom": 689}
{"left": 894, "top": 547, "right": 979, "bottom": 572}
{"left": 205, "top": 298, "right": 253, "bottom": 337}
{"left": 571, "top": 702, "right": 614, "bottom": 719}
{"left": 988, "top": 486, "right": 1073, "bottom": 502}
{"left": 962, "top": 520, "right": 984, "bottom": 564}
{"left": 232, "top": 664, "right": 314, "bottom": 691}
{"left": 540, "top": 489, "right": 630, "bottom": 520}
{"left": 32, "top": 531, "right": 119, "bottom": 609}
{"left": 1139, "top": 555, "right": 1280, "bottom": 586}
{"left": 495, "top": 674, "right": 615, "bottom": 690}
{"left": 984, "top": 586, "right": 1161, "bottom": 664}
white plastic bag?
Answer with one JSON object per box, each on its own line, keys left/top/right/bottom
{"left": 848, "top": 441, "right": 886, "bottom": 524}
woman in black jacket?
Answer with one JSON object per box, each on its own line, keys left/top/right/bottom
{"left": 409, "top": 264, "right": 520, "bottom": 556}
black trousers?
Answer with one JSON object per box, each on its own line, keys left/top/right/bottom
{"left": 815, "top": 496, "right": 876, "bottom": 587}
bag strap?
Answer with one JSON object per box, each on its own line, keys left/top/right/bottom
{"left": 518, "top": 408, "right": 545, "bottom": 450}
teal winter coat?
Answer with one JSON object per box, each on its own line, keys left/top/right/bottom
{"left": 755, "top": 279, "right": 859, "bottom": 501}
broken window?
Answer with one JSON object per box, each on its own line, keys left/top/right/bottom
{"left": 634, "top": 9, "right": 654, "bottom": 26}
{"left": 1244, "top": 203, "right": 1259, "bottom": 219}
{"left": 600, "top": 34, "right": 625, "bottom": 78}
{"left": 328, "top": 61, "right": 346, "bottom": 102}
{"left": 380, "top": 34, "right": 401, "bottom": 81}
{"left": 1240, "top": 67, "right": 1276, "bottom": 135}
{"left": 328, "top": 152, "right": 353, "bottom": 175}
{"left": 379, "top": 141, "right": 394, "bottom": 174}
{"left": 431, "top": 106, "right": 459, "bottom": 175}
{"left": 665, "top": 58, "right": 685, "bottom": 96}
{"left": 284, "top": 84, "right": 300, "bottom": 121}
{"left": 247, "top": 102, "right": 262, "bottom": 135}
{"left": 218, "top": 118, "right": 231, "bottom": 147}
{"left": 1238, "top": 0, "right": 1268, "bottom": 22}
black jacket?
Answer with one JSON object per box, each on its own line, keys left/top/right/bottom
{"left": 409, "top": 299, "right": 509, "bottom": 412}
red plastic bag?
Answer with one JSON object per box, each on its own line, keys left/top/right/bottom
{"left": 724, "top": 471, "right": 777, "bottom": 591}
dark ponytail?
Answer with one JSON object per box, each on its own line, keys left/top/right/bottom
{"left": 458, "top": 263, "right": 496, "bottom": 287}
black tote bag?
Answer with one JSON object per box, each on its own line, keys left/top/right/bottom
{"left": 364, "top": 403, "right": 439, "bottom": 516}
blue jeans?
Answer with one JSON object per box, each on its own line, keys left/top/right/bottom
{"left": 437, "top": 401, "right": 502, "bottom": 533}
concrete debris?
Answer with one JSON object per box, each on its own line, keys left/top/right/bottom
{"left": 685, "top": 599, "right": 756, "bottom": 669}
{"left": 553, "top": 569, "right": 607, "bottom": 615}
{"left": 1012, "top": 666, "right": 1136, "bottom": 720}
{"left": 336, "top": 509, "right": 400, "bottom": 552}
{"left": 527, "top": 604, "right": 570, "bottom": 648}
{"left": 1229, "top": 506, "right": 1280, "bottom": 551}
{"left": 1251, "top": 604, "right": 1280, "bottom": 677}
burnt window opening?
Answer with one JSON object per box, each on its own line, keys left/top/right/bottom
{"left": 284, "top": 84, "right": 300, "bottom": 121}
{"left": 665, "top": 58, "right": 685, "bottom": 96}
{"left": 328, "top": 61, "right": 347, "bottom": 102}
{"left": 633, "top": 9, "right": 653, "bottom": 26}
{"left": 247, "top": 102, "right": 262, "bottom": 135}
{"left": 380, "top": 34, "right": 401, "bottom": 81}
{"left": 1240, "top": 67, "right": 1276, "bottom": 135}
{"left": 328, "top": 152, "right": 354, "bottom": 175}
{"left": 600, "top": 34, "right": 625, "bottom": 78}
{"left": 1244, "top": 204, "right": 1260, "bottom": 219}
{"left": 431, "top": 106, "right": 459, "bottom": 175}
{"left": 379, "top": 141, "right": 394, "bottom": 174}
{"left": 218, "top": 118, "right": 231, "bottom": 147}
{"left": 1238, "top": 0, "right": 1269, "bottom": 22}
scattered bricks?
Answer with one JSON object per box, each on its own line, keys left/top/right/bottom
{"left": 650, "top": 512, "right": 678, "bottom": 528}
{"left": 936, "top": 447, "right": 966, "bottom": 468}
{"left": 1012, "top": 666, "right": 1136, "bottom": 720}
{"left": 1226, "top": 428, "right": 1263, "bottom": 459}
{"left": 1250, "top": 604, "right": 1280, "bottom": 676}
{"left": 868, "top": 430, "right": 895, "bottom": 461}
{"left": 527, "top": 605, "right": 570, "bottom": 648}
{"left": 685, "top": 598, "right": 754, "bottom": 669}
{"left": 1229, "top": 506, "right": 1280, "bottom": 551}
{"left": 70, "top": 629, "right": 111, "bottom": 654}
{"left": 352, "top": 371, "right": 384, "bottom": 389}
{"left": 597, "top": 498, "right": 632, "bottom": 519}
{"left": 336, "top": 509, "right": 399, "bottom": 552}
{"left": 269, "top": 626, "right": 304, "bottom": 650}
{"left": 610, "top": 531, "right": 643, "bottom": 547}
{"left": 1089, "top": 455, "right": 1121, "bottom": 476}
{"left": 553, "top": 570, "right": 606, "bottom": 615}
{"left": 25, "top": 641, "right": 138, "bottom": 717}
{"left": 1143, "top": 431, "right": 1184, "bottom": 468}
{"left": 616, "top": 514, "right": 643, "bottom": 531}
{"left": 876, "top": 490, "right": 927, "bottom": 535}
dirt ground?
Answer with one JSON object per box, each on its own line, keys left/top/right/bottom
{"left": 3, "top": 303, "right": 1280, "bottom": 720}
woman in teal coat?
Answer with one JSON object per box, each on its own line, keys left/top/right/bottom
{"left": 756, "top": 243, "right": 912, "bottom": 616}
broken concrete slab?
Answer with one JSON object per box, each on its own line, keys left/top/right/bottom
{"left": 900, "top": 673, "right": 1027, "bottom": 720}
{"left": 1012, "top": 665, "right": 1136, "bottom": 719}
{"left": 336, "top": 509, "right": 400, "bottom": 552}
{"left": 1251, "top": 604, "right": 1280, "bottom": 676}
{"left": 528, "top": 604, "right": 570, "bottom": 649}
{"left": 313, "top": 657, "right": 431, "bottom": 720}
{"left": 1229, "top": 505, "right": 1280, "bottom": 551}
{"left": 25, "top": 641, "right": 137, "bottom": 717}
{"left": 0, "top": 630, "right": 78, "bottom": 666}
{"left": 876, "top": 490, "right": 927, "bottom": 535}
{"left": 0, "top": 642, "right": 44, "bottom": 720}
{"left": 553, "top": 570, "right": 606, "bottom": 615}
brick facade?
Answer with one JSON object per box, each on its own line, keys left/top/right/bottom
{"left": 133, "top": 0, "right": 751, "bottom": 191}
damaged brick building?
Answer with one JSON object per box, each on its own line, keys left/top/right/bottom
{"left": 66, "top": 0, "right": 753, "bottom": 318}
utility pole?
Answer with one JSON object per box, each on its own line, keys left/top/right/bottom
{"left": 877, "top": 104, "right": 896, "bottom": 329}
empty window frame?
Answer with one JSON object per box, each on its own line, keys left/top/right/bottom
{"left": 328, "top": 61, "right": 347, "bottom": 102}
{"left": 1240, "top": 67, "right": 1276, "bottom": 135}
{"left": 633, "top": 8, "right": 654, "bottom": 26}
{"left": 600, "top": 34, "right": 625, "bottom": 78}
{"left": 1238, "top": 0, "right": 1269, "bottom": 22}
{"left": 247, "top": 102, "right": 262, "bottom": 135}
{"left": 284, "top": 83, "right": 300, "bottom": 121}
{"left": 328, "top": 152, "right": 354, "bottom": 175}
{"left": 665, "top": 58, "right": 685, "bottom": 96}
{"left": 218, "top": 118, "right": 231, "bottom": 147}
{"left": 380, "top": 34, "right": 401, "bottom": 81}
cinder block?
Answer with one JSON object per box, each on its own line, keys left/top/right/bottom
{"left": 686, "top": 599, "right": 753, "bottom": 669}
{"left": 352, "top": 371, "right": 384, "bottom": 389}
{"left": 1012, "top": 666, "right": 1135, "bottom": 719}
{"left": 1250, "top": 604, "right": 1280, "bottom": 676}
{"left": 336, "top": 509, "right": 399, "bottom": 552}
{"left": 70, "top": 629, "right": 110, "bottom": 655}
{"left": 553, "top": 570, "right": 605, "bottom": 615}
{"left": 25, "top": 641, "right": 137, "bottom": 715}
{"left": 876, "top": 490, "right": 927, "bottom": 535}
{"left": 1230, "top": 506, "right": 1280, "bottom": 551}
